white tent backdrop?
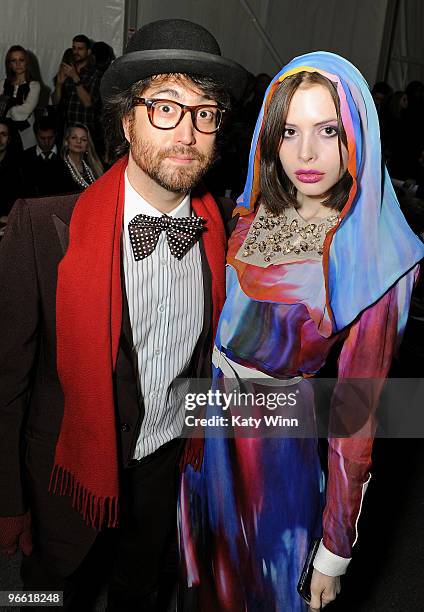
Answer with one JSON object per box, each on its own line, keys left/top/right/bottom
{"left": 0, "top": 0, "right": 125, "bottom": 103}
{"left": 135, "top": 0, "right": 389, "bottom": 87}
{"left": 388, "top": 0, "right": 424, "bottom": 89}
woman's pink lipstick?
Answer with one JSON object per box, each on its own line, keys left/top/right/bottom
{"left": 295, "top": 169, "right": 325, "bottom": 183}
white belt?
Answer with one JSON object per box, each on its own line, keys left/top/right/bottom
{"left": 212, "top": 346, "right": 302, "bottom": 387}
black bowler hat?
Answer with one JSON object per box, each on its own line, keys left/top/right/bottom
{"left": 100, "top": 19, "right": 247, "bottom": 101}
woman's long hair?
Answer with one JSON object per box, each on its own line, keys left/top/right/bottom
{"left": 5, "top": 45, "right": 32, "bottom": 82}
{"left": 62, "top": 123, "right": 104, "bottom": 179}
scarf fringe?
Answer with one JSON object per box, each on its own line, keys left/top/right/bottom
{"left": 49, "top": 465, "right": 119, "bottom": 530}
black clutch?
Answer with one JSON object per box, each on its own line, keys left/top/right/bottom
{"left": 297, "top": 538, "right": 321, "bottom": 604}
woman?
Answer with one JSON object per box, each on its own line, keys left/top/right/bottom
{"left": 179, "top": 53, "right": 424, "bottom": 611}
{"left": 0, "top": 45, "right": 40, "bottom": 150}
{"left": 61, "top": 123, "right": 103, "bottom": 192}
{"left": 52, "top": 48, "right": 75, "bottom": 144}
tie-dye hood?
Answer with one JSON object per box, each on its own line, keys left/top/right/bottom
{"left": 235, "top": 51, "right": 424, "bottom": 334}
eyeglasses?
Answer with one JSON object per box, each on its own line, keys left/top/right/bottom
{"left": 133, "top": 97, "right": 225, "bottom": 134}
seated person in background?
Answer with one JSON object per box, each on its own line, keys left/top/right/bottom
{"left": 61, "top": 122, "right": 103, "bottom": 192}
{"left": 382, "top": 90, "right": 411, "bottom": 178}
{"left": 22, "top": 119, "right": 69, "bottom": 198}
{"left": 400, "top": 149, "right": 424, "bottom": 200}
{"left": 371, "top": 80, "right": 393, "bottom": 116}
{"left": 0, "top": 119, "right": 23, "bottom": 216}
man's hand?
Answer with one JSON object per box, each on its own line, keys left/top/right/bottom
{"left": 0, "top": 512, "right": 33, "bottom": 556}
{"left": 309, "top": 568, "right": 341, "bottom": 610}
{"left": 62, "top": 62, "right": 80, "bottom": 83}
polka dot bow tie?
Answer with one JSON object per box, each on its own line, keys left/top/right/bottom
{"left": 128, "top": 214, "right": 205, "bottom": 261}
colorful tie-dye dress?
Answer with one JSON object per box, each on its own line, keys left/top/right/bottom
{"left": 179, "top": 51, "right": 423, "bottom": 611}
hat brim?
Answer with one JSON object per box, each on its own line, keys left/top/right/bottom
{"left": 100, "top": 49, "right": 247, "bottom": 102}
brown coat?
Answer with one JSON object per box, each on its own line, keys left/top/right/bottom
{"left": 0, "top": 192, "right": 224, "bottom": 576}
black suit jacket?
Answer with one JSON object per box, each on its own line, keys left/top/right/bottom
{"left": 0, "top": 191, "right": 224, "bottom": 575}
{"left": 21, "top": 147, "right": 76, "bottom": 198}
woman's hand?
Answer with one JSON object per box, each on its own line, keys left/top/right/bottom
{"left": 62, "top": 63, "right": 79, "bottom": 83}
{"left": 309, "top": 568, "right": 341, "bottom": 610}
{"left": 56, "top": 64, "right": 67, "bottom": 85}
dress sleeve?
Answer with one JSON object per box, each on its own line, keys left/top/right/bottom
{"left": 7, "top": 81, "right": 40, "bottom": 121}
{"left": 313, "top": 266, "right": 419, "bottom": 576}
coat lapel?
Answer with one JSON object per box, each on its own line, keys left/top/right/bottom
{"left": 119, "top": 266, "right": 137, "bottom": 362}
{"left": 52, "top": 214, "right": 70, "bottom": 254}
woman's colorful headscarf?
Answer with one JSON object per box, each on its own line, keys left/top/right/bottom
{"left": 235, "top": 51, "right": 424, "bottom": 334}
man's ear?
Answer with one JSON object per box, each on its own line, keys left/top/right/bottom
{"left": 87, "top": 49, "right": 92, "bottom": 56}
{"left": 122, "top": 115, "right": 130, "bottom": 143}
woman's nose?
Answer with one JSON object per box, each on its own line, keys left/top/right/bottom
{"left": 299, "top": 135, "right": 316, "bottom": 162}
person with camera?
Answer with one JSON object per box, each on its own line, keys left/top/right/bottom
{"left": 53, "top": 34, "right": 101, "bottom": 149}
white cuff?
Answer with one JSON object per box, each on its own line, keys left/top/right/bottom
{"left": 313, "top": 540, "right": 351, "bottom": 576}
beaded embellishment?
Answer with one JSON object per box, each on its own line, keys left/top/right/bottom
{"left": 65, "top": 155, "right": 96, "bottom": 189}
{"left": 237, "top": 204, "right": 339, "bottom": 265}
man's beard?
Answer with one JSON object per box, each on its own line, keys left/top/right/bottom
{"left": 128, "top": 124, "right": 216, "bottom": 193}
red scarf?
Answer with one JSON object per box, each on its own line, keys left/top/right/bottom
{"left": 52, "top": 156, "right": 226, "bottom": 529}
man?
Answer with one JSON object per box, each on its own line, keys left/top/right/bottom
{"left": 21, "top": 119, "right": 69, "bottom": 197}
{"left": 0, "top": 19, "right": 246, "bottom": 611}
{"left": 53, "top": 34, "right": 102, "bottom": 147}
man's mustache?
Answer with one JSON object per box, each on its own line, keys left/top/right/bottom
{"left": 160, "top": 146, "right": 205, "bottom": 162}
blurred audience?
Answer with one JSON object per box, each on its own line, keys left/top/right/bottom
{"left": 405, "top": 80, "right": 424, "bottom": 122}
{"left": 91, "top": 41, "right": 115, "bottom": 74}
{"left": 393, "top": 148, "right": 424, "bottom": 201}
{"left": 0, "top": 45, "right": 40, "bottom": 149}
{"left": 21, "top": 118, "right": 69, "bottom": 197}
{"left": 372, "top": 80, "right": 393, "bottom": 116}
{"left": 405, "top": 81, "right": 424, "bottom": 173}
{"left": 382, "top": 90, "right": 410, "bottom": 178}
{"left": 376, "top": 78, "right": 424, "bottom": 185}
{"left": 204, "top": 72, "right": 272, "bottom": 199}
{"left": 241, "top": 72, "right": 271, "bottom": 127}
{"left": 61, "top": 123, "right": 103, "bottom": 192}
{"left": 0, "top": 119, "right": 23, "bottom": 216}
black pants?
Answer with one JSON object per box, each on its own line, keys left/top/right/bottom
{"left": 21, "top": 438, "right": 182, "bottom": 612}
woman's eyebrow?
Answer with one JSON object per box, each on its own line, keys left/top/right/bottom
{"left": 314, "top": 118, "right": 338, "bottom": 126}
{"left": 284, "top": 118, "right": 338, "bottom": 128}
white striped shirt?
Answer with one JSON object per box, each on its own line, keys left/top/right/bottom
{"left": 122, "top": 172, "right": 204, "bottom": 458}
